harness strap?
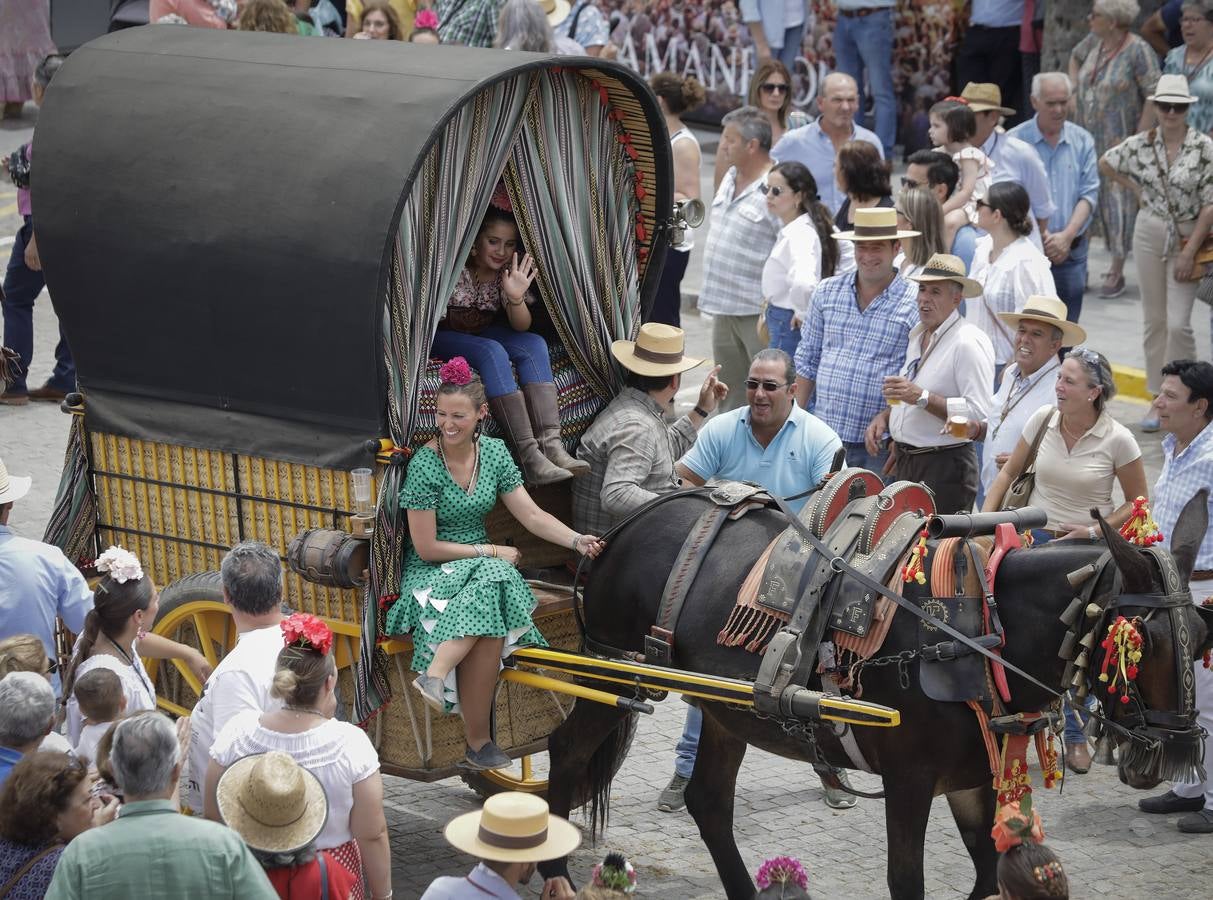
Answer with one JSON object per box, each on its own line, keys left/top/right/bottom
{"left": 646, "top": 505, "right": 729, "bottom": 665}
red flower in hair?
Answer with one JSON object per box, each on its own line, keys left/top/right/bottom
{"left": 281, "top": 613, "right": 334, "bottom": 656}
{"left": 414, "top": 8, "right": 438, "bottom": 29}
{"left": 490, "top": 182, "right": 512, "bottom": 212}
{"left": 439, "top": 357, "right": 473, "bottom": 386}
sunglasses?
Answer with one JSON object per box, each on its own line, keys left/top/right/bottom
{"left": 45, "top": 658, "right": 60, "bottom": 676}
{"left": 975, "top": 199, "right": 991, "bottom": 210}
{"left": 1156, "top": 102, "right": 1191, "bottom": 115}
{"left": 900, "top": 177, "right": 921, "bottom": 189}
{"left": 745, "top": 379, "right": 791, "bottom": 392}
{"left": 759, "top": 83, "right": 789, "bottom": 95}
{"left": 759, "top": 183, "right": 787, "bottom": 197}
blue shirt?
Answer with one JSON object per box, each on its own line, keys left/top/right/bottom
{"left": 0, "top": 525, "right": 94, "bottom": 695}
{"left": 951, "top": 224, "right": 979, "bottom": 274}
{"left": 772, "top": 118, "right": 884, "bottom": 216}
{"left": 794, "top": 271, "right": 918, "bottom": 443}
{"left": 738, "top": 0, "right": 807, "bottom": 48}
{"left": 0, "top": 746, "right": 22, "bottom": 790}
{"left": 982, "top": 129, "right": 1056, "bottom": 223}
{"left": 1007, "top": 117, "right": 1100, "bottom": 236}
{"left": 678, "top": 404, "right": 842, "bottom": 513}
{"left": 1155, "top": 424, "right": 1213, "bottom": 574}
{"left": 971, "top": 0, "right": 1022, "bottom": 28}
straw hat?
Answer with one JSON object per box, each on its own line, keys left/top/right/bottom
{"left": 0, "top": 456, "right": 31, "bottom": 506}
{"left": 536, "top": 0, "right": 571, "bottom": 25}
{"left": 216, "top": 752, "right": 329, "bottom": 855}
{"left": 959, "top": 82, "right": 1015, "bottom": 116}
{"left": 907, "top": 253, "right": 983, "bottom": 298}
{"left": 834, "top": 207, "right": 919, "bottom": 242}
{"left": 1148, "top": 74, "right": 1198, "bottom": 105}
{"left": 443, "top": 792, "right": 581, "bottom": 863}
{"left": 611, "top": 323, "right": 705, "bottom": 377}
{"left": 997, "top": 295, "right": 1087, "bottom": 347}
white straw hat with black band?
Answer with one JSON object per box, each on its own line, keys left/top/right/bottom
{"left": 906, "top": 252, "right": 983, "bottom": 298}
{"left": 611, "top": 322, "right": 706, "bottom": 377}
{"left": 442, "top": 792, "right": 581, "bottom": 863}
{"left": 0, "top": 456, "right": 31, "bottom": 505}
{"left": 1147, "top": 74, "right": 1198, "bottom": 105}
{"left": 834, "top": 207, "right": 919, "bottom": 242}
{"left": 996, "top": 295, "right": 1087, "bottom": 347}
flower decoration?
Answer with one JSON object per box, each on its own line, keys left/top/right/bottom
{"left": 1118, "top": 497, "right": 1163, "bottom": 546}
{"left": 1098, "top": 615, "right": 1144, "bottom": 704}
{"left": 95, "top": 546, "right": 145, "bottom": 584}
{"left": 489, "top": 181, "right": 513, "bottom": 213}
{"left": 991, "top": 795, "right": 1044, "bottom": 853}
{"left": 439, "top": 357, "right": 473, "bottom": 386}
{"left": 414, "top": 8, "right": 439, "bottom": 29}
{"left": 590, "top": 852, "right": 637, "bottom": 894}
{"left": 755, "top": 857, "right": 809, "bottom": 892}
{"left": 281, "top": 612, "right": 334, "bottom": 656}
{"left": 943, "top": 95, "right": 970, "bottom": 104}
{"left": 902, "top": 529, "right": 929, "bottom": 585}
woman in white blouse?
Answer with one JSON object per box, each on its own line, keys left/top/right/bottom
{"left": 760, "top": 161, "right": 840, "bottom": 356}
{"left": 206, "top": 615, "right": 391, "bottom": 900}
{"left": 968, "top": 182, "right": 1057, "bottom": 377}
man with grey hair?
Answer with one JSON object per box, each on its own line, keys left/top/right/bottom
{"left": 1009, "top": 73, "right": 1100, "bottom": 324}
{"left": 185, "top": 541, "right": 286, "bottom": 813}
{"left": 47, "top": 712, "right": 276, "bottom": 899}
{"left": 0, "top": 671, "right": 56, "bottom": 787}
{"left": 697, "top": 106, "right": 781, "bottom": 410}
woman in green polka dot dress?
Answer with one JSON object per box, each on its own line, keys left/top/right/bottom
{"left": 386, "top": 357, "right": 606, "bottom": 771}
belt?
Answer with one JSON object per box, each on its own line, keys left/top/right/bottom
{"left": 1191, "top": 570, "right": 1213, "bottom": 582}
{"left": 839, "top": 7, "right": 886, "bottom": 17}
{"left": 896, "top": 441, "right": 969, "bottom": 456}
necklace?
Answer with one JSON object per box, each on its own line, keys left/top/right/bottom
{"left": 1185, "top": 43, "right": 1213, "bottom": 79}
{"left": 106, "top": 634, "right": 153, "bottom": 698}
{"left": 1089, "top": 31, "right": 1130, "bottom": 85}
{"left": 437, "top": 437, "right": 479, "bottom": 496}
{"left": 283, "top": 705, "right": 326, "bottom": 717}
{"left": 991, "top": 361, "right": 1060, "bottom": 442}
{"left": 1060, "top": 413, "right": 1092, "bottom": 443}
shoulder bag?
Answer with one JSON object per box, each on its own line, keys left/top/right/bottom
{"left": 1150, "top": 129, "right": 1213, "bottom": 282}
{"left": 0, "top": 843, "right": 62, "bottom": 899}
{"left": 1002, "top": 408, "right": 1054, "bottom": 511}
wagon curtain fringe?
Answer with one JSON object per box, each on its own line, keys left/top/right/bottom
{"left": 41, "top": 412, "right": 96, "bottom": 567}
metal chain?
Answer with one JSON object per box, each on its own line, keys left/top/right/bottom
{"left": 849, "top": 649, "right": 922, "bottom": 692}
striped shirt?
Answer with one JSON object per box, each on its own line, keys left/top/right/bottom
{"left": 1007, "top": 117, "right": 1100, "bottom": 237}
{"left": 1156, "top": 425, "right": 1213, "bottom": 573}
{"left": 794, "top": 272, "right": 919, "bottom": 443}
{"left": 697, "top": 167, "right": 781, "bottom": 317}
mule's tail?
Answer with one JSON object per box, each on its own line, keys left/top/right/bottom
{"left": 585, "top": 711, "right": 638, "bottom": 840}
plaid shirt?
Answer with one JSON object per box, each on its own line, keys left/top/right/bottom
{"left": 436, "top": 0, "right": 504, "bottom": 47}
{"left": 697, "top": 167, "right": 781, "bottom": 317}
{"left": 794, "top": 272, "right": 919, "bottom": 443}
{"left": 571, "top": 388, "right": 698, "bottom": 535}
{"left": 1155, "top": 424, "right": 1213, "bottom": 573}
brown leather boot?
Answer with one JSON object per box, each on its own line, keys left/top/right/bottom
{"left": 489, "top": 391, "right": 572, "bottom": 486}
{"left": 522, "top": 382, "right": 589, "bottom": 476}
{"left": 1065, "top": 741, "right": 1092, "bottom": 774}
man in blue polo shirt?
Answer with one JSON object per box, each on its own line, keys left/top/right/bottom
{"left": 656, "top": 349, "right": 847, "bottom": 814}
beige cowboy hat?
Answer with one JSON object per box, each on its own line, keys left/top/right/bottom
{"left": 907, "top": 252, "right": 983, "bottom": 298}
{"left": 835, "top": 206, "right": 919, "bottom": 242}
{"left": 216, "top": 752, "right": 329, "bottom": 855}
{"left": 960, "top": 82, "right": 1015, "bottom": 116}
{"left": 997, "top": 295, "right": 1087, "bottom": 347}
{"left": 443, "top": 791, "right": 581, "bottom": 863}
{"left": 1148, "top": 74, "right": 1198, "bottom": 105}
{"left": 536, "top": 0, "right": 571, "bottom": 25}
{"left": 0, "top": 456, "right": 31, "bottom": 506}
{"left": 611, "top": 322, "right": 705, "bottom": 377}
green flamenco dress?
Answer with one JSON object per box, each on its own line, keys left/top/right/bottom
{"left": 385, "top": 437, "right": 547, "bottom": 712}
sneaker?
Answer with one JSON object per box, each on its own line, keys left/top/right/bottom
{"left": 0, "top": 392, "right": 29, "bottom": 406}
{"left": 462, "top": 740, "right": 511, "bottom": 770}
{"left": 657, "top": 773, "right": 690, "bottom": 812}
{"left": 1140, "top": 414, "right": 1161, "bottom": 433}
{"left": 820, "top": 770, "right": 857, "bottom": 810}
{"left": 1177, "top": 808, "right": 1213, "bottom": 833}
{"left": 1099, "top": 274, "right": 1126, "bottom": 299}
{"left": 1139, "top": 790, "right": 1207, "bottom": 815}
{"left": 410, "top": 673, "right": 446, "bottom": 713}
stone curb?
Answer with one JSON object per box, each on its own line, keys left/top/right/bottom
{"left": 1112, "top": 364, "right": 1152, "bottom": 405}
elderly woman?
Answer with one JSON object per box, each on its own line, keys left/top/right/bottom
{"left": 1069, "top": 0, "right": 1160, "bottom": 299}
{"left": 1164, "top": 0, "right": 1213, "bottom": 133}
{"left": 1101, "top": 74, "right": 1213, "bottom": 429}
{"left": 0, "top": 752, "right": 117, "bottom": 897}
{"left": 833, "top": 139, "right": 893, "bottom": 230}
{"left": 494, "top": 0, "right": 575, "bottom": 52}
{"left": 0, "top": 635, "right": 73, "bottom": 754}
{"left": 715, "top": 60, "right": 808, "bottom": 191}
{"left": 894, "top": 187, "right": 946, "bottom": 281}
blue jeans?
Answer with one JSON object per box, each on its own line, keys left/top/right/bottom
{"left": 765, "top": 305, "right": 800, "bottom": 357}
{"left": 2, "top": 217, "right": 75, "bottom": 395}
{"left": 775, "top": 23, "right": 805, "bottom": 74}
{"left": 843, "top": 440, "right": 888, "bottom": 476}
{"left": 429, "top": 325, "right": 553, "bottom": 399}
{"left": 1051, "top": 237, "right": 1089, "bottom": 329}
{"left": 833, "top": 8, "right": 896, "bottom": 156}
{"left": 674, "top": 704, "right": 701, "bottom": 778}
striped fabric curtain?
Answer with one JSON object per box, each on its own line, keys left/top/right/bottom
{"left": 507, "top": 69, "right": 644, "bottom": 401}
{"left": 41, "top": 414, "right": 96, "bottom": 566}
{"left": 355, "top": 72, "right": 537, "bottom": 722}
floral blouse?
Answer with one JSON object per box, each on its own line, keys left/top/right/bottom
{"left": 449, "top": 267, "right": 506, "bottom": 312}
{"left": 1101, "top": 126, "right": 1213, "bottom": 243}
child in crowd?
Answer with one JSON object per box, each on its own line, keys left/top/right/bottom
{"left": 72, "top": 668, "right": 126, "bottom": 765}
{"left": 409, "top": 7, "right": 440, "bottom": 42}
{"left": 927, "top": 99, "right": 991, "bottom": 234}
{"left": 992, "top": 798, "right": 1069, "bottom": 899}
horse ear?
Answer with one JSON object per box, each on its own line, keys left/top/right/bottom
{"left": 1093, "top": 508, "right": 1154, "bottom": 593}
{"left": 1195, "top": 605, "right": 1213, "bottom": 657}
{"left": 1169, "top": 489, "right": 1209, "bottom": 585}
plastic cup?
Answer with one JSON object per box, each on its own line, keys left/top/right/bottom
{"left": 948, "top": 416, "right": 970, "bottom": 439}
{"left": 351, "top": 468, "right": 374, "bottom": 516}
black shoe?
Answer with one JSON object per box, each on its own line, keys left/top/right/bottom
{"left": 1138, "top": 791, "right": 1207, "bottom": 815}
{"left": 461, "top": 741, "right": 511, "bottom": 770}
{"left": 1177, "top": 808, "right": 1213, "bottom": 833}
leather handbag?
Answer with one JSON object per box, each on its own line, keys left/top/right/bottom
{"left": 443, "top": 305, "right": 496, "bottom": 334}
{"left": 1002, "top": 408, "right": 1054, "bottom": 511}
{"left": 1151, "top": 129, "right": 1213, "bottom": 281}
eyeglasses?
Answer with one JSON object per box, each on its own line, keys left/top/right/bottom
{"left": 1156, "top": 102, "right": 1191, "bottom": 115}
{"left": 759, "top": 83, "right": 789, "bottom": 95}
{"left": 745, "top": 379, "right": 791, "bottom": 392}
{"left": 759, "top": 184, "right": 786, "bottom": 197}
{"left": 900, "top": 177, "right": 921, "bottom": 189}
{"left": 975, "top": 199, "right": 991, "bottom": 210}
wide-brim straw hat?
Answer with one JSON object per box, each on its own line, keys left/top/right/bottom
{"left": 217, "top": 751, "right": 329, "bottom": 855}
{"left": 536, "top": 0, "right": 571, "bottom": 24}
{"left": 835, "top": 207, "right": 919, "bottom": 242}
{"left": 960, "top": 82, "right": 1015, "bottom": 116}
{"left": 444, "top": 792, "right": 582, "bottom": 863}
{"left": 611, "top": 322, "right": 705, "bottom": 377}
{"left": 907, "top": 253, "right": 983, "bottom": 298}
{"left": 1148, "top": 74, "right": 1198, "bottom": 105}
{"left": 0, "top": 456, "right": 31, "bottom": 505}
{"left": 997, "top": 295, "right": 1087, "bottom": 347}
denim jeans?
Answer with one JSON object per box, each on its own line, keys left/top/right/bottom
{"left": 1051, "top": 236, "right": 1089, "bottom": 328}
{"left": 2, "top": 217, "right": 75, "bottom": 395}
{"left": 832, "top": 9, "right": 896, "bottom": 156}
{"left": 843, "top": 440, "right": 887, "bottom": 476}
{"left": 775, "top": 23, "right": 805, "bottom": 74}
{"left": 674, "top": 704, "right": 701, "bottom": 778}
{"left": 429, "top": 324, "right": 553, "bottom": 399}
{"left": 764, "top": 305, "right": 800, "bottom": 357}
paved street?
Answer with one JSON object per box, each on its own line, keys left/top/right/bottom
{"left": 3, "top": 109, "right": 1213, "bottom": 897}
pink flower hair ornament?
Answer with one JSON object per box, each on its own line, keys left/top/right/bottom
{"left": 755, "top": 856, "right": 809, "bottom": 892}
{"left": 490, "top": 181, "right": 513, "bottom": 213}
{"left": 439, "top": 357, "right": 473, "bottom": 386}
{"left": 414, "top": 8, "right": 439, "bottom": 29}
{"left": 95, "top": 546, "right": 145, "bottom": 584}
{"left": 281, "top": 613, "right": 334, "bottom": 656}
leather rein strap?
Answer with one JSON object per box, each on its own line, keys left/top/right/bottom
{"left": 646, "top": 505, "right": 730, "bottom": 665}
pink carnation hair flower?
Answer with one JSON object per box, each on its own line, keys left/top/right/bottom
{"left": 281, "top": 612, "right": 334, "bottom": 656}
{"left": 439, "top": 357, "right": 473, "bottom": 386}
{"left": 490, "top": 181, "right": 512, "bottom": 213}
{"left": 414, "top": 8, "right": 439, "bottom": 29}
{"left": 755, "top": 857, "right": 809, "bottom": 891}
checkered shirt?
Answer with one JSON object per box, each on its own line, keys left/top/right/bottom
{"left": 436, "top": 0, "right": 504, "bottom": 47}
{"left": 1156, "top": 425, "right": 1213, "bottom": 572}
{"left": 794, "top": 272, "right": 920, "bottom": 443}
{"left": 697, "top": 168, "right": 781, "bottom": 317}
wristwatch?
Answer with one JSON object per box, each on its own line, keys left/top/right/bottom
{"left": 915, "top": 389, "right": 930, "bottom": 409}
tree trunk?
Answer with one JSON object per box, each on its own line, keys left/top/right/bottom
{"left": 1041, "top": 0, "right": 1164, "bottom": 72}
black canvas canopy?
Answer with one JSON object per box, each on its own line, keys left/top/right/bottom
{"left": 33, "top": 27, "right": 668, "bottom": 468}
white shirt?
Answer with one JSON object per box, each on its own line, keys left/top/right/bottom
{"left": 185, "top": 623, "right": 285, "bottom": 813}
{"left": 980, "top": 360, "right": 1061, "bottom": 494}
{"left": 889, "top": 310, "right": 995, "bottom": 448}
{"left": 66, "top": 648, "right": 155, "bottom": 746}
{"left": 75, "top": 721, "right": 113, "bottom": 766}
{"left": 967, "top": 235, "right": 1056, "bottom": 364}
{"left": 421, "top": 862, "right": 523, "bottom": 899}
{"left": 763, "top": 213, "right": 822, "bottom": 316}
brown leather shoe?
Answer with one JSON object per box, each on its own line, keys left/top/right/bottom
{"left": 1065, "top": 741, "right": 1092, "bottom": 774}
{"left": 28, "top": 385, "right": 68, "bottom": 402}
{"left": 0, "top": 391, "right": 29, "bottom": 406}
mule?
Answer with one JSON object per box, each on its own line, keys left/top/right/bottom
{"left": 543, "top": 491, "right": 1213, "bottom": 900}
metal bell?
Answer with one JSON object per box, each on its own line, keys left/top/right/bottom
{"left": 1093, "top": 734, "right": 1117, "bottom": 766}
{"left": 1060, "top": 597, "right": 1085, "bottom": 626}
{"left": 1075, "top": 682, "right": 1089, "bottom": 700}
{"left": 1086, "top": 602, "right": 1103, "bottom": 619}
{"left": 1058, "top": 631, "right": 1078, "bottom": 659}
{"left": 1071, "top": 670, "right": 1085, "bottom": 689}
{"left": 1075, "top": 649, "right": 1089, "bottom": 669}
{"left": 1067, "top": 563, "right": 1097, "bottom": 587}
{"left": 1078, "top": 632, "right": 1095, "bottom": 650}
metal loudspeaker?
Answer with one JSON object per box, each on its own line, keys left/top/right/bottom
{"left": 669, "top": 198, "right": 706, "bottom": 248}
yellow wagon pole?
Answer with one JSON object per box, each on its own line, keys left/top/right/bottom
{"left": 499, "top": 669, "right": 655, "bottom": 714}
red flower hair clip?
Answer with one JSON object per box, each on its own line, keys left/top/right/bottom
{"left": 490, "top": 181, "right": 512, "bottom": 213}
{"left": 281, "top": 613, "right": 334, "bottom": 656}
{"left": 439, "top": 357, "right": 473, "bottom": 386}
{"left": 414, "top": 8, "right": 438, "bottom": 29}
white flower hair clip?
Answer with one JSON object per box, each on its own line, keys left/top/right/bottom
{"left": 95, "top": 546, "right": 144, "bottom": 584}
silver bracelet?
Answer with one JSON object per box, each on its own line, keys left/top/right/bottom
{"left": 1087, "top": 526, "right": 1097, "bottom": 541}
{"left": 473, "top": 544, "right": 485, "bottom": 558}
{"left": 570, "top": 533, "right": 581, "bottom": 550}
